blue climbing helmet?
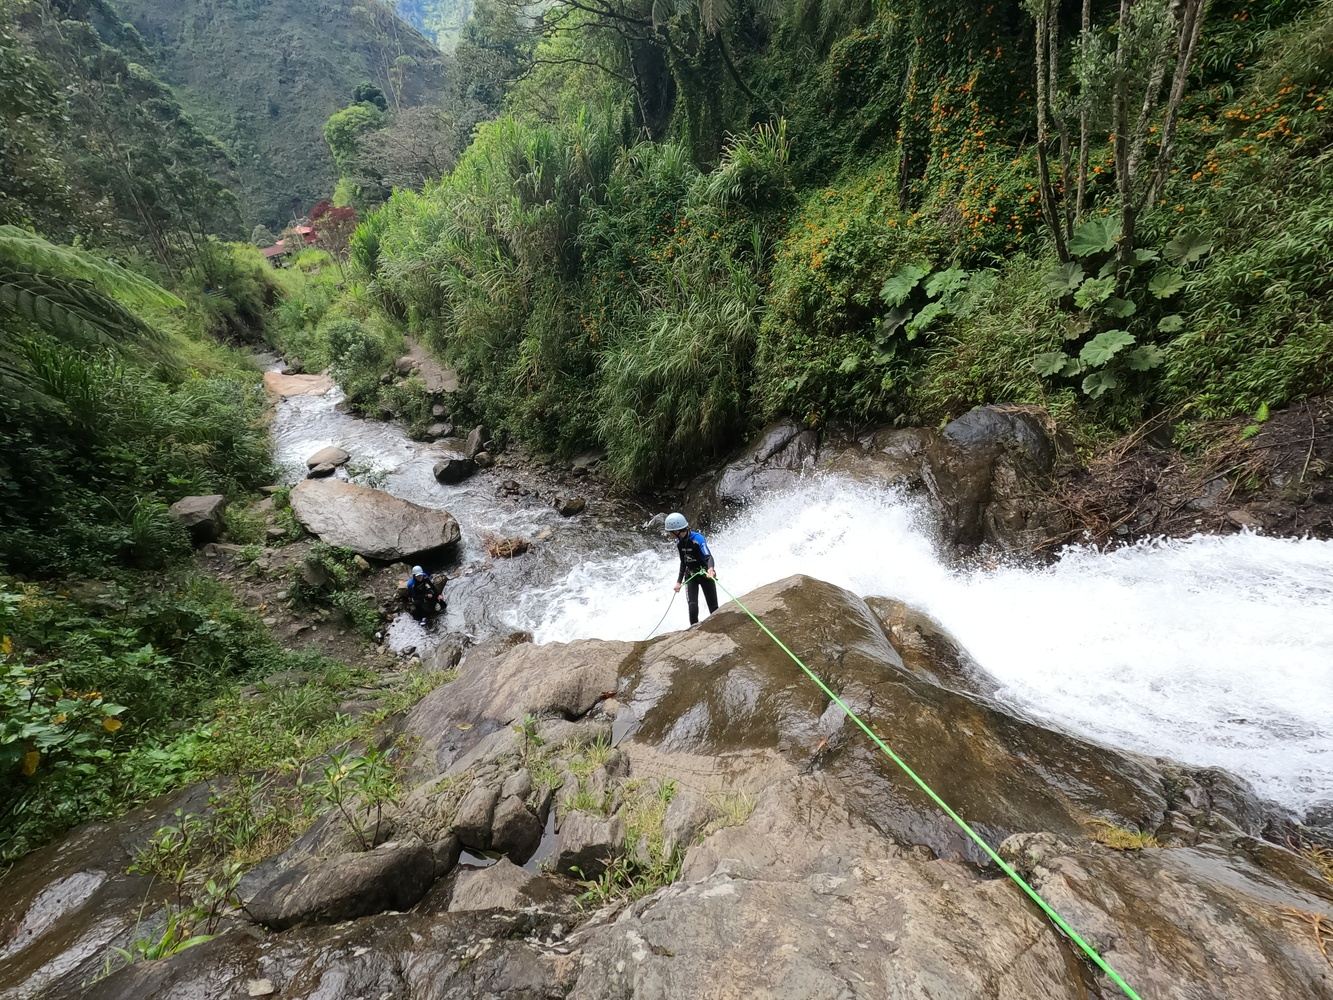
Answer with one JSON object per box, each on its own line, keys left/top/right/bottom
{"left": 664, "top": 512, "right": 688, "bottom": 533}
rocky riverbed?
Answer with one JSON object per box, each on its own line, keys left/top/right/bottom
{"left": 3, "top": 365, "right": 1332, "bottom": 999}
{"left": 2, "top": 576, "right": 1331, "bottom": 999}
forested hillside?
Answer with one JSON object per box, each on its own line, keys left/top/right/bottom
{"left": 111, "top": 0, "right": 448, "bottom": 225}
{"left": 335, "top": 0, "right": 1333, "bottom": 486}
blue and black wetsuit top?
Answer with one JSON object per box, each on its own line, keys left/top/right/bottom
{"left": 676, "top": 530, "right": 715, "bottom": 583}
{"left": 407, "top": 574, "right": 437, "bottom": 597}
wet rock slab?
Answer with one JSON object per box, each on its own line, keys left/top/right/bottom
{"left": 7, "top": 575, "right": 1328, "bottom": 1000}
{"left": 262, "top": 371, "right": 333, "bottom": 398}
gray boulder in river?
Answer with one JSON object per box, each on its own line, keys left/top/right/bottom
{"left": 288, "top": 478, "right": 461, "bottom": 561}
{"left": 3, "top": 577, "right": 1330, "bottom": 1000}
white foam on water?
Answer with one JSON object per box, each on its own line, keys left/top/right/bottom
{"left": 514, "top": 476, "right": 1333, "bottom": 814}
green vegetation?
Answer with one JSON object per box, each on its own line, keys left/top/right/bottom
{"left": 1089, "top": 819, "right": 1162, "bottom": 851}
{"left": 110, "top": 0, "right": 448, "bottom": 226}
{"left": 344, "top": 0, "right": 1331, "bottom": 483}
{"left": 1, "top": 1, "right": 241, "bottom": 262}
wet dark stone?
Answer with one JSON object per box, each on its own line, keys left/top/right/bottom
{"left": 433, "top": 451, "right": 477, "bottom": 485}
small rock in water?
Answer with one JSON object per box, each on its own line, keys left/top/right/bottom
{"left": 306, "top": 446, "right": 350, "bottom": 469}
{"left": 474, "top": 450, "right": 494, "bottom": 468}
{"left": 307, "top": 462, "right": 337, "bottom": 478}
{"left": 554, "top": 495, "right": 586, "bottom": 517}
{"left": 434, "top": 452, "right": 477, "bottom": 484}
{"left": 426, "top": 422, "right": 453, "bottom": 440}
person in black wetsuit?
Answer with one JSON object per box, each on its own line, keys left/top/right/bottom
{"left": 405, "top": 565, "right": 445, "bottom": 621}
{"left": 664, "top": 511, "right": 717, "bottom": 625}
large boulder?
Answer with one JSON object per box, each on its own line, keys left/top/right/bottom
{"left": 619, "top": 575, "right": 1277, "bottom": 862}
{"left": 450, "top": 783, "right": 500, "bottom": 850}
{"left": 686, "top": 419, "right": 821, "bottom": 520}
{"left": 926, "top": 404, "right": 1065, "bottom": 549}
{"left": 241, "top": 842, "right": 436, "bottom": 931}
{"left": 168, "top": 494, "right": 227, "bottom": 545}
{"left": 288, "top": 479, "right": 460, "bottom": 561}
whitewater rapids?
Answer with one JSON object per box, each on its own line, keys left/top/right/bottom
{"left": 513, "top": 477, "right": 1333, "bottom": 817}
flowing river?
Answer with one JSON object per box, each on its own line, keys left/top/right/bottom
{"left": 273, "top": 383, "right": 1333, "bottom": 819}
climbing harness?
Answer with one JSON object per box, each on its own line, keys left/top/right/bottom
{"left": 706, "top": 575, "right": 1145, "bottom": 1000}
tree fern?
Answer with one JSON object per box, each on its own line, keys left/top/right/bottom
{"left": 0, "top": 267, "right": 161, "bottom": 351}
{"left": 0, "top": 226, "right": 183, "bottom": 312}
{"left": 0, "top": 229, "right": 176, "bottom": 407}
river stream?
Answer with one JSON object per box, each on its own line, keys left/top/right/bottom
{"left": 272, "top": 383, "right": 1333, "bottom": 819}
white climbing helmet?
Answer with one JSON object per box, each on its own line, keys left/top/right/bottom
{"left": 411, "top": 565, "right": 425, "bottom": 577}
{"left": 664, "top": 512, "right": 688, "bottom": 533}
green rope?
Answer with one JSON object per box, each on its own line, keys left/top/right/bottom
{"left": 709, "top": 576, "right": 1144, "bottom": 1000}
{"left": 643, "top": 569, "right": 708, "bottom": 640}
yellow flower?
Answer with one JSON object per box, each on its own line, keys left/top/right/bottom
{"left": 22, "top": 751, "right": 40, "bottom": 776}
{"left": 102, "top": 716, "right": 123, "bottom": 733}
{"left": 0, "top": 635, "right": 11, "bottom": 656}
{"left": 52, "top": 713, "right": 67, "bottom": 725}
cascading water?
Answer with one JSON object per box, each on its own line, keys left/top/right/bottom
{"left": 270, "top": 381, "right": 1333, "bottom": 817}
{"left": 516, "top": 477, "right": 1333, "bottom": 817}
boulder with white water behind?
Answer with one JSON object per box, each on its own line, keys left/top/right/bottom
{"left": 686, "top": 405, "right": 1068, "bottom": 553}
{"left": 305, "top": 446, "right": 349, "bottom": 470}
{"left": 288, "top": 479, "right": 460, "bottom": 561}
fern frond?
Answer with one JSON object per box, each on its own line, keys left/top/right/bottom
{"left": 697, "top": 0, "right": 734, "bottom": 34}
{"left": 0, "top": 267, "right": 158, "bottom": 351}
{"left": 0, "top": 226, "right": 184, "bottom": 311}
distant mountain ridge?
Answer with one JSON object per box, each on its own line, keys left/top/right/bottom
{"left": 111, "top": 0, "right": 448, "bottom": 226}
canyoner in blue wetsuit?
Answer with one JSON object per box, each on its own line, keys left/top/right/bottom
{"left": 664, "top": 512, "right": 717, "bottom": 625}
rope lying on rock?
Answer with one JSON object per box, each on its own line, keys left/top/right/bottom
{"left": 702, "top": 575, "right": 1145, "bottom": 1000}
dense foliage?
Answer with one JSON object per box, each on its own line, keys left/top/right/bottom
{"left": 348, "top": 0, "right": 1331, "bottom": 484}
{"left": 0, "top": 0, "right": 242, "bottom": 266}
